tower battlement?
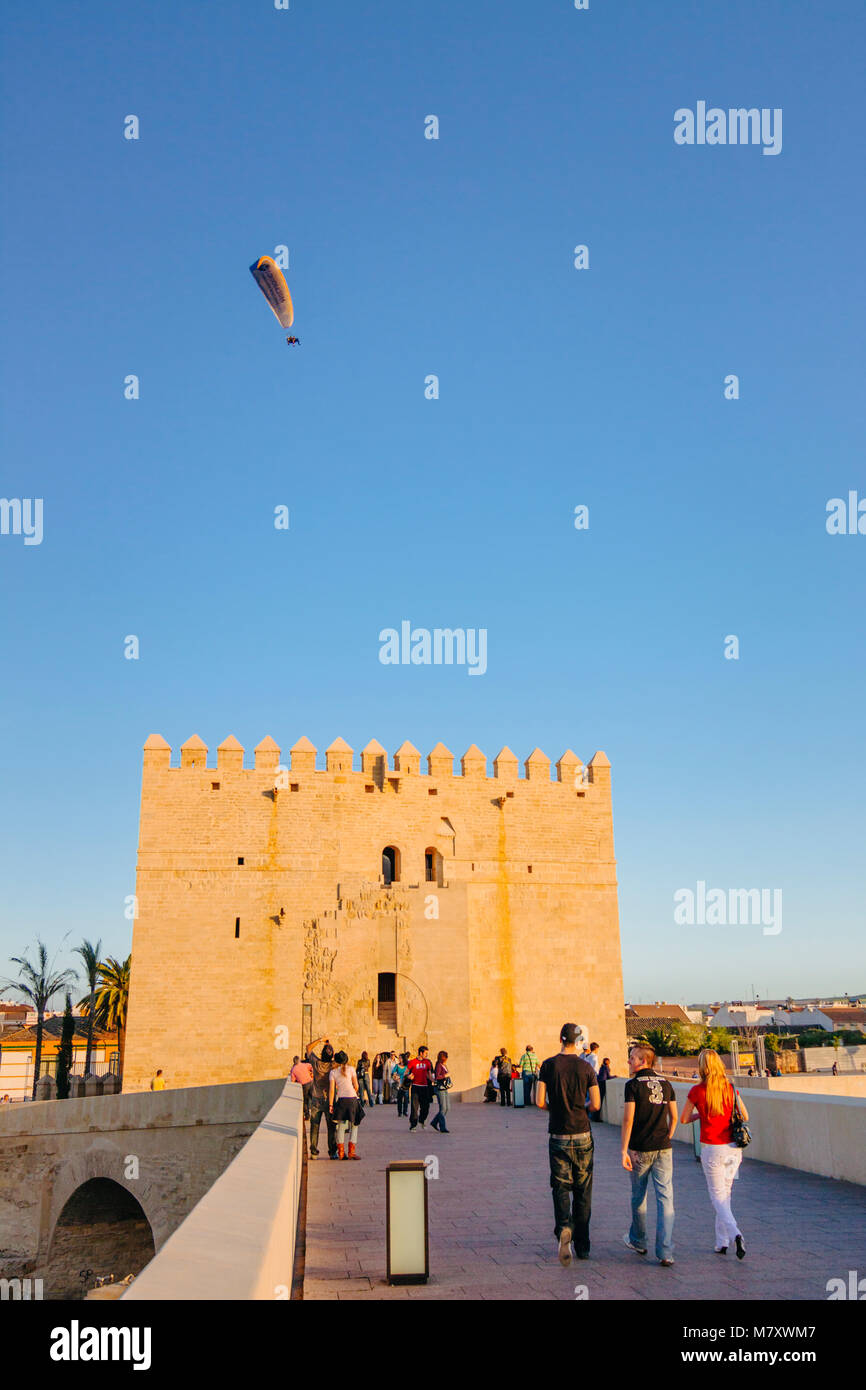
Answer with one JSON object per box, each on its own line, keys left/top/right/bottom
{"left": 143, "top": 733, "right": 611, "bottom": 789}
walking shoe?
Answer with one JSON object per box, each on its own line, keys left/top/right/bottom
{"left": 574, "top": 1249, "right": 590, "bottom": 1260}
{"left": 735, "top": 1235, "right": 746, "bottom": 1260}
{"left": 659, "top": 1258, "right": 675, "bottom": 1267}
{"left": 714, "top": 1246, "right": 728, "bottom": 1255}
{"left": 558, "top": 1227, "right": 573, "bottom": 1266}
{"left": 348, "top": 1143, "right": 360, "bottom": 1159}
{"left": 337, "top": 1143, "right": 345, "bottom": 1160}
{"left": 623, "top": 1233, "right": 647, "bottom": 1255}
{"left": 409, "top": 1124, "right": 417, "bottom": 1131}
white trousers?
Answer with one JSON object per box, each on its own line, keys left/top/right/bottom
{"left": 701, "top": 1142, "right": 743, "bottom": 1248}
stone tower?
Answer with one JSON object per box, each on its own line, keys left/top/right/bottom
{"left": 122, "top": 735, "right": 628, "bottom": 1092}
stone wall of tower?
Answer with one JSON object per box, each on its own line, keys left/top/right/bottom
{"left": 122, "top": 736, "right": 628, "bottom": 1093}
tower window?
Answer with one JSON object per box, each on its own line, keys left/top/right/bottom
{"left": 235, "top": 918, "right": 240, "bottom": 938}
{"left": 425, "top": 848, "right": 443, "bottom": 885}
{"left": 382, "top": 846, "right": 400, "bottom": 885}
{"left": 211, "top": 782, "right": 220, "bottom": 791}
{"left": 237, "top": 857, "right": 244, "bottom": 865}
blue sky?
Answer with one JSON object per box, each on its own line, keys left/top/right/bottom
{"left": 1, "top": 0, "right": 863, "bottom": 1007}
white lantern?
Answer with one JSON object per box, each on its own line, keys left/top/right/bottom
{"left": 386, "top": 1160, "right": 429, "bottom": 1284}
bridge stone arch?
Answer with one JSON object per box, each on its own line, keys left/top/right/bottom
{"left": 45, "top": 1173, "right": 155, "bottom": 1301}
{"left": 44, "top": 1138, "right": 166, "bottom": 1261}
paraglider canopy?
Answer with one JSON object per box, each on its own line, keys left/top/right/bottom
{"left": 250, "top": 255, "right": 294, "bottom": 329}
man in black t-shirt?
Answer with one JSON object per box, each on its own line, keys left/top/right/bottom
{"left": 621, "top": 1043, "right": 678, "bottom": 1265}
{"left": 536, "top": 1023, "right": 601, "bottom": 1265}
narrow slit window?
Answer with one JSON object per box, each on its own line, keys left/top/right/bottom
{"left": 235, "top": 918, "right": 240, "bottom": 938}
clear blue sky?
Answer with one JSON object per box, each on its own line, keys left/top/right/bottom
{"left": 1, "top": 0, "right": 863, "bottom": 1007}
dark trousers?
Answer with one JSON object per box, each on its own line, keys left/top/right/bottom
{"left": 499, "top": 1074, "right": 512, "bottom": 1106}
{"left": 301, "top": 1081, "right": 312, "bottom": 1119}
{"left": 548, "top": 1132, "right": 594, "bottom": 1253}
{"left": 308, "top": 1095, "right": 337, "bottom": 1156}
{"left": 410, "top": 1086, "right": 431, "bottom": 1127}
{"left": 397, "top": 1087, "right": 410, "bottom": 1117}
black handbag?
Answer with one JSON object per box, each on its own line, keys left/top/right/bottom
{"left": 730, "top": 1087, "right": 751, "bottom": 1148}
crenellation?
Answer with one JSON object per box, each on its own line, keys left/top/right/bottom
{"left": 140, "top": 735, "right": 612, "bottom": 796}
{"left": 460, "top": 744, "right": 487, "bottom": 778}
{"left": 180, "top": 734, "right": 208, "bottom": 770}
{"left": 290, "top": 736, "right": 316, "bottom": 775}
{"left": 217, "top": 736, "right": 244, "bottom": 772}
{"left": 254, "top": 736, "right": 280, "bottom": 773}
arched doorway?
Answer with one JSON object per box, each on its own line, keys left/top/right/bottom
{"left": 382, "top": 846, "right": 400, "bottom": 885}
{"left": 424, "top": 847, "right": 443, "bottom": 885}
{"left": 45, "top": 1178, "right": 155, "bottom": 1300}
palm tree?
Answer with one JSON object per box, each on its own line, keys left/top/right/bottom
{"left": 2, "top": 940, "right": 78, "bottom": 1098}
{"left": 636, "top": 1025, "right": 677, "bottom": 1057}
{"left": 88, "top": 955, "right": 131, "bottom": 1084}
{"left": 73, "top": 938, "right": 102, "bottom": 1078}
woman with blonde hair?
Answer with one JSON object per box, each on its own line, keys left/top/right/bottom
{"left": 680, "top": 1050, "right": 749, "bottom": 1258}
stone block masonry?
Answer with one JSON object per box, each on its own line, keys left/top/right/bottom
{"left": 123, "top": 736, "right": 628, "bottom": 1093}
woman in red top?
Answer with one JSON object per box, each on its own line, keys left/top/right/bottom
{"left": 680, "top": 1050, "right": 749, "bottom": 1259}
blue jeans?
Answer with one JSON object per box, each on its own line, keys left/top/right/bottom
{"left": 548, "top": 1133, "right": 593, "bottom": 1253}
{"left": 628, "top": 1147, "right": 675, "bottom": 1260}
{"left": 358, "top": 1074, "right": 373, "bottom": 1106}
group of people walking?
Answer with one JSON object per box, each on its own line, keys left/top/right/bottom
{"left": 290, "top": 1038, "right": 453, "bottom": 1160}
{"left": 485, "top": 1041, "right": 615, "bottom": 1116}
{"left": 537, "top": 1024, "right": 749, "bottom": 1267}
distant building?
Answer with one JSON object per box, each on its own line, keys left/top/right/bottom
{"left": 821, "top": 1006, "right": 866, "bottom": 1033}
{"left": 625, "top": 1003, "right": 693, "bottom": 1038}
{"left": 709, "top": 1003, "right": 776, "bottom": 1031}
{"left": 0, "top": 1017, "right": 119, "bottom": 1102}
{"left": 0, "top": 1002, "right": 31, "bottom": 1035}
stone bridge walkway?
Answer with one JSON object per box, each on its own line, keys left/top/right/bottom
{"left": 303, "top": 1100, "right": 866, "bottom": 1300}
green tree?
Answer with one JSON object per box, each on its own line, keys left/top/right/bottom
{"left": 73, "top": 937, "right": 102, "bottom": 1078}
{"left": 705, "top": 1026, "right": 732, "bottom": 1054}
{"left": 671, "top": 1023, "right": 705, "bottom": 1055}
{"left": 1, "top": 941, "right": 78, "bottom": 1098}
{"left": 55, "top": 993, "right": 75, "bottom": 1100}
{"left": 86, "top": 955, "right": 131, "bottom": 1083}
{"left": 636, "top": 1026, "right": 677, "bottom": 1057}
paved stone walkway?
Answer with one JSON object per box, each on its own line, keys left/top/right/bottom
{"left": 303, "top": 1100, "right": 866, "bottom": 1300}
